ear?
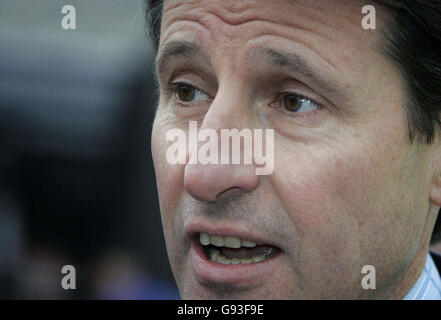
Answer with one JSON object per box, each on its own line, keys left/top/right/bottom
{"left": 430, "top": 142, "right": 441, "bottom": 207}
{"left": 430, "top": 177, "right": 441, "bottom": 207}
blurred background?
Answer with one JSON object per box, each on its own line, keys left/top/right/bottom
{"left": 0, "top": 0, "right": 179, "bottom": 299}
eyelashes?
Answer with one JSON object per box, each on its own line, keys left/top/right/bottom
{"left": 273, "top": 92, "right": 322, "bottom": 114}
{"left": 165, "top": 82, "right": 323, "bottom": 116}
{"left": 172, "top": 83, "right": 210, "bottom": 104}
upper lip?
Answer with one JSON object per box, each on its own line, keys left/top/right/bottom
{"left": 184, "top": 219, "right": 283, "bottom": 250}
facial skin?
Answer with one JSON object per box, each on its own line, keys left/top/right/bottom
{"left": 151, "top": 0, "right": 441, "bottom": 299}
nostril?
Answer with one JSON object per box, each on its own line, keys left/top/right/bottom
{"left": 215, "top": 186, "right": 248, "bottom": 201}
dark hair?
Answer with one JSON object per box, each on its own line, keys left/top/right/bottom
{"left": 145, "top": 0, "right": 441, "bottom": 242}
{"left": 145, "top": 0, "right": 163, "bottom": 53}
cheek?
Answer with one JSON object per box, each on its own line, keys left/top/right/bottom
{"left": 151, "top": 116, "right": 185, "bottom": 226}
{"left": 271, "top": 116, "right": 416, "bottom": 228}
{"left": 271, "top": 138, "right": 410, "bottom": 262}
{"left": 272, "top": 146, "right": 373, "bottom": 231}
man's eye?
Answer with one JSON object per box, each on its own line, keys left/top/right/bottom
{"left": 281, "top": 93, "right": 320, "bottom": 113}
{"left": 174, "top": 84, "right": 209, "bottom": 103}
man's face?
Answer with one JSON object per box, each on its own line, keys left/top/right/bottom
{"left": 151, "top": 0, "right": 436, "bottom": 299}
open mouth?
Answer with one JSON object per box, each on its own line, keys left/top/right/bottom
{"left": 199, "top": 232, "right": 281, "bottom": 265}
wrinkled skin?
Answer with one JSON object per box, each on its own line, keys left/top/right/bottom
{"left": 151, "top": 0, "right": 441, "bottom": 299}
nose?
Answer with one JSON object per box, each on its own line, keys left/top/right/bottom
{"left": 184, "top": 163, "right": 259, "bottom": 202}
{"left": 183, "top": 92, "right": 259, "bottom": 203}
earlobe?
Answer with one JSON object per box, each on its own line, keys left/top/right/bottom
{"left": 430, "top": 151, "right": 441, "bottom": 207}
{"left": 430, "top": 182, "right": 441, "bottom": 207}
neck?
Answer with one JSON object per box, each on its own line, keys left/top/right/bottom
{"left": 389, "top": 204, "right": 439, "bottom": 299}
{"left": 388, "top": 245, "right": 428, "bottom": 299}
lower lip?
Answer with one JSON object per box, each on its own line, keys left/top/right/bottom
{"left": 190, "top": 239, "right": 283, "bottom": 285}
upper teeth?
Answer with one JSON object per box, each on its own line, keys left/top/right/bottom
{"left": 199, "top": 233, "right": 257, "bottom": 248}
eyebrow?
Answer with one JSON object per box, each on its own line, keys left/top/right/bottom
{"left": 254, "top": 48, "right": 343, "bottom": 98}
{"left": 156, "top": 40, "right": 207, "bottom": 77}
{"left": 155, "top": 40, "right": 343, "bottom": 99}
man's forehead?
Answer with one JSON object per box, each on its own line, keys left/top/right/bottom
{"left": 160, "top": 0, "right": 380, "bottom": 46}
{"left": 163, "top": 0, "right": 362, "bottom": 10}
{"left": 159, "top": 0, "right": 383, "bottom": 76}
{"left": 162, "top": 0, "right": 366, "bottom": 18}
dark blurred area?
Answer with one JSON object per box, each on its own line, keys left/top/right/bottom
{"left": 0, "top": 0, "right": 179, "bottom": 299}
